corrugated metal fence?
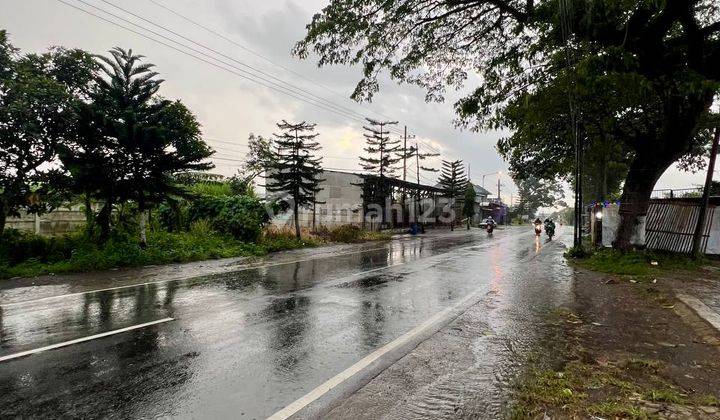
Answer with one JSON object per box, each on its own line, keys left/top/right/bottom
{"left": 645, "top": 200, "right": 716, "bottom": 253}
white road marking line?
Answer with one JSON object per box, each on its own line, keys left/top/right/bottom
{"left": 1, "top": 233, "right": 483, "bottom": 307}
{"left": 676, "top": 293, "right": 720, "bottom": 332}
{"left": 0, "top": 317, "right": 174, "bottom": 363}
{"left": 266, "top": 288, "right": 485, "bottom": 420}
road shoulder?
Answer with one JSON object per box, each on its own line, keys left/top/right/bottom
{"left": 514, "top": 266, "right": 720, "bottom": 419}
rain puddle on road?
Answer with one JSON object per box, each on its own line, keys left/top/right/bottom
{"left": 326, "top": 233, "right": 576, "bottom": 419}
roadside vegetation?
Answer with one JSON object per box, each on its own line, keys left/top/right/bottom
{"left": 566, "top": 246, "right": 707, "bottom": 278}
{"left": 0, "top": 32, "right": 396, "bottom": 280}
{"left": 511, "top": 306, "right": 720, "bottom": 419}
{"left": 0, "top": 217, "right": 391, "bottom": 279}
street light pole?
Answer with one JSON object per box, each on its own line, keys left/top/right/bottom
{"left": 481, "top": 171, "right": 501, "bottom": 188}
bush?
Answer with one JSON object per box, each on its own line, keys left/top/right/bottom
{"left": 565, "top": 245, "right": 590, "bottom": 259}
{"left": 0, "top": 229, "right": 79, "bottom": 265}
{"left": 0, "top": 228, "right": 267, "bottom": 279}
{"left": 189, "top": 219, "right": 214, "bottom": 236}
{"left": 190, "top": 181, "right": 233, "bottom": 197}
{"left": 313, "top": 225, "right": 391, "bottom": 243}
{"left": 262, "top": 227, "right": 321, "bottom": 251}
{"left": 157, "top": 199, "right": 189, "bottom": 232}
{"left": 188, "top": 195, "right": 269, "bottom": 242}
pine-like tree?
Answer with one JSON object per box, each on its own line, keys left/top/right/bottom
{"left": 359, "top": 118, "right": 400, "bottom": 225}
{"left": 60, "top": 48, "right": 213, "bottom": 245}
{"left": 359, "top": 118, "right": 401, "bottom": 178}
{"left": 266, "top": 120, "right": 324, "bottom": 239}
{"left": 438, "top": 159, "right": 467, "bottom": 231}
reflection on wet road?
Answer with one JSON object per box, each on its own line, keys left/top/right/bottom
{"left": 0, "top": 227, "right": 573, "bottom": 418}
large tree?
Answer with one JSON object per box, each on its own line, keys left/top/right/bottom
{"left": 462, "top": 181, "right": 477, "bottom": 230}
{"left": 233, "top": 133, "right": 275, "bottom": 193}
{"left": 438, "top": 159, "right": 467, "bottom": 230}
{"left": 515, "top": 176, "right": 563, "bottom": 218}
{"left": 296, "top": 0, "right": 720, "bottom": 249}
{"left": 0, "top": 31, "right": 94, "bottom": 233}
{"left": 265, "top": 120, "right": 324, "bottom": 239}
{"left": 60, "top": 48, "right": 213, "bottom": 244}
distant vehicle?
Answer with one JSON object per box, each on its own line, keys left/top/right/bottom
{"left": 479, "top": 218, "right": 495, "bottom": 228}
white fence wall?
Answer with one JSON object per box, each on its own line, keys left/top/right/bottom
{"left": 601, "top": 203, "right": 720, "bottom": 255}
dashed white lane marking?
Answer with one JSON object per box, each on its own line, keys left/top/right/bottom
{"left": 1, "top": 233, "right": 484, "bottom": 308}
{"left": 0, "top": 317, "right": 174, "bottom": 363}
{"left": 266, "top": 288, "right": 486, "bottom": 420}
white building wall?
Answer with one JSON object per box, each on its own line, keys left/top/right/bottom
{"left": 706, "top": 210, "right": 720, "bottom": 255}
{"left": 270, "top": 170, "right": 365, "bottom": 229}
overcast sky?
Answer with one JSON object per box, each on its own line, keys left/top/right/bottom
{"left": 2, "top": 0, "right": 714, "bottom": 206}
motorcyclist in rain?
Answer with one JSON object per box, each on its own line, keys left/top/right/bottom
{"left": 544, "top": 218, "right": 556, "bottom": 240}
{"left": 485, "top": 215, "right": 496, "bottom": 234}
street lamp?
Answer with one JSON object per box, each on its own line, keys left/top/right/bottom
{"left": 481, "top": 171, "right": 501, "bottom": 188}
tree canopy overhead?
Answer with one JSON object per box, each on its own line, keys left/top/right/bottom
{"left": 296, "top": 0, "right": 720, "bottom": 249}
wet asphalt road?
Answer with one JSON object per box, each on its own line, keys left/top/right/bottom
{"left": 0, "top": 227, "right": 573, "bottom": 419}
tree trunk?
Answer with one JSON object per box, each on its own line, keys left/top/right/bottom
{"left": 139, "top": 212, "right": 148, "bottom": 249}
{"left": 294, "top": 201, "right": 301, "bottom": 239}
{"left": 0, "top": 200, "right": 6, "bottom": 234}
{"left": 138, "top": 196, "right": 148, "bottom": 249}
{"left": 612, "top": 156, "right": 670, "bottom": 250}
{"left": 97, "top": 196, "right": 114, "bottom": 242}
{"left": 82, "top": 193, "right": 95, "bottom": 235}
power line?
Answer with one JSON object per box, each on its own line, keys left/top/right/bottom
{"left": 147, "top": 0, "right": 397, "bottom": 123}
{"left": 58, "top": 0, "right": 456, "bottom": 166}
{"left": 57, "top": 0, "right": 386, "bottom": 127}
{"left": 88, "top": 0, "right": 412, "bottom": 141}
{"left": 98, "top": 0, "right": 385, "bottom": 126}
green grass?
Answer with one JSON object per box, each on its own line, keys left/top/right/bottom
{"left": 570, "top": 248, "right": 705, "bottom": 277}
{"left": 0, "top": 224, "right": 392, "bottom": 280}
{"left": 0, "top": 229, "right": 267, "bottom": 279}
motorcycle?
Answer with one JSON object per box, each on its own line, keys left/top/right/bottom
{"left": 544, "top": 220, "right": 556, "bottom": 240}
{"left": 486, "top": 222, "right": 494, "bottom": 235}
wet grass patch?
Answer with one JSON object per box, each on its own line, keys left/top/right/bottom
{"left": 568, "top": 248, "right": 706, "bottom": 278}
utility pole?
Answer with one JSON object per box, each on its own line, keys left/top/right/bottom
{"left": 403, "top": 125, "right": 408, "bottom": 183}
{"left": 415, "top": 141, "right": 420, "bottom": 186}
{"left": 497, "top": 178, "right": 501, "bottom": 202}
{"left": 415, "top": 141, "right": 421, "bottom": 226}
{"left": 691, "top": 126, "right": 720, "bottom": 258}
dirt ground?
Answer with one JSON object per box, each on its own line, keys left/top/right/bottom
{"left": 513, "top": 263, "right": 720, "bottom": 419}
